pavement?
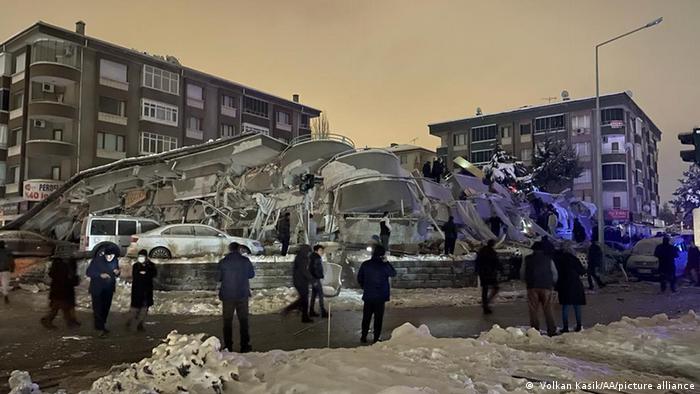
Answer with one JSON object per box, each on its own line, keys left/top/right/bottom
{"left": 2, "top": 281, "right": 700, "bottom": 393}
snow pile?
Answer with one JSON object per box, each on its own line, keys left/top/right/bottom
{"left": 8, "top": 370, "right": 42, "bottom": 394}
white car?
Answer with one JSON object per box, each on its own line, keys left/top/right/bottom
{"left": 128, "top": 224, "right": 264, "bottom": 259}
{"left": 626, "top": 236, "right": 687, "bottom": 279}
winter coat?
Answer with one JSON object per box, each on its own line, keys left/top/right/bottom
{"left": 487, "top": 216, "right": 503, "bottom": 236}
{"left": 380, "top": 217, "right": 392, "bottom": 236}
{"left": 48, "top": 258, "right": 79, "bottom": 306}
{"left": 292, "top": 253, "right": 314, "bottom": 288}
{"left": 553, "top": 251, "right": 586, "bottom": 305}
{"left": 573, "top": 221, "right": 586, "bottom": 243}
{"left": 277, "top": 216, "right": 291, "bottom": 241}
{"left": 422, "top": 162, "right": 432, "bottom": 178}
{"left": 587, "top": 243, "right": 603, "bottom": 269}
{"left": 687, "top": 246, "right": 700, "bottom": 273}
{"left": 130, "top": 260, "right": 158, "bottom": 308}
{"left": 442, "top": 220, "right": 458, "bottom": 240}
{"left": 357, "top": 257, "right": 397, "bottom": 302}
{"left": 522, "top": 250, "right": 558, "bottom": 290}
{"left": 217, "top": 251, "right": 255, "bottom": 301}
{"left": 0, "top": 247, "right": 14, "bottom": 272}
{"left": 309, "top": 252, "right": 324, "bottom": 280}
{"left": 86, "top": 255, "right": 119, "bottom": 295}
{"left": 475, "top": 245, "right": 500, "bottom": 285}
{"left": 654, "top": 242, "right": 678, "bottom": 273}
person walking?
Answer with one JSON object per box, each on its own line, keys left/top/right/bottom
{"left": 126, "top": 250, "right": 157, "bottom": 332}
{"left": 282, "top": 244, "right": 314, "bottom": 323}
{"left": 422, "top": 161, "right": 432, "bottom": 178}
{"left": 86, "top": 245, "right": 121, "bottom": 336}
{"left": 654, "top": 236, "right": 679, "bottom": 293}
{"left": 547, "top": 210, "right": 558, "bottom": 237}
{"left": 309, "top": 244, "right": 328, "bottom": 318}
{"left": 586, "top": 240, "right": 606, "bottom": 290}
{"left": 475, "top": 240, "right": 501, "bottom": 314}
{"left": 442, "top": 216, "right": 458, "bottom": 255}
{"left": 277, "top": 212, "right": 291, "bottom": 256}
{"left": 379, "top": 212, "right": 392, "bottom": 253}
{"left": 41, "top": 247, "right": 80, "bottom": 329}
{"left": 685, "top": 244, "right": 700, "bottom": 286}
{"left": 572, "top": 218, "right": 587, "bottom": 243}
{"left": 217, "top": 242, "right": 255, "bottom": 353}
{"left": 522, "top": 241, "right": 558, "bottom": 336}
{"left": 0, "top": 241, "right": 15, "bottom": 304}
{"left": 357, "top": 245, "right": 396, "bottom": 343}
{"left": 553, "top": 243, "right": 586, "bottom": 332}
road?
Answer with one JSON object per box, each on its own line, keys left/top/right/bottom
{"left": 1, "top": 282, "right": 699, "bottom": 392}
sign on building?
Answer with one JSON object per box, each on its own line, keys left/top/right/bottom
{"left": 23, "top": 180, "right": 62, "bottom": 202}
{"left": 610, "top": 120, "right": 624, "bottom": 129}
{"left": 605, "top": 208, "right": 629, "bottom": 221}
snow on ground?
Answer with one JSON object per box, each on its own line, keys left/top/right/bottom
{"left": 10, "top": 313, "right": 700, "bottom": 393}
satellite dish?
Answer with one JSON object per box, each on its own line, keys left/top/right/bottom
{"left": 476, "top": 107, "right": 483, "bottom": 116}
{"left": 561, "top": 90, "right": 570, "bottom": 101}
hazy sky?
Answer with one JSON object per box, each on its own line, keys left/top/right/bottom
{"left": 2, "top": 0, "right": 697, "bottom": 203}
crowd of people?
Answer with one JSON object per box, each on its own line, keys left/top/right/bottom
{"left": 422, "top": 158, "right": 447, "bottom": 183}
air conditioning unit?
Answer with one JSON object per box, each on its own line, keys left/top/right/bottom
{"left": 33, "top": 119, "right": 46, "bottom": 128}
{"left": 42, "top": 83, "right": 54, "bottom": 93}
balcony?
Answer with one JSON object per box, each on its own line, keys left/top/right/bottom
{"left": 96, "top": 149, "right": 126, "bottom": 160}
{"left": 30, "top": 63, "right": 80, "bottom": 85}
{"left": 276, "top": 122, "right": 292, "bottom": 132}
{"left": 28, "top": 101, "right": 77, "bottom": 120}
{"left": 186, "top": 97, "right": 204, "bottom": 109}
{"left": 221, "top": 106, "right": 237, "bottom": 118}
{"left": 5, "top": 183, "right": 18, "bottom": 194}
{"left": 98, "top": 112, "right": 128, "bottom": 125}
{"left": 11, "top": 71, "right": 24, "bottom": 84}
{"left": 30, "top": 40, "right": 80, "bottom": 69}
{"left": 186, "top": 128, "right": 203, "bottom": 140}
{"left": 25, "top": 139, "right": 75, "bottom": 157}
{"left": 9, "top": 108, "right": 23, "bottom": 120}
{"left": 99, "top": 77, "right": 128, "bottom": 91}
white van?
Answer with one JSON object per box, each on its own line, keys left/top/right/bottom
{"left": 626, "top": 236, "right": 687, "bottom": 279}
{"left": 80, "top": 215, "right": 160, "bottom": 256}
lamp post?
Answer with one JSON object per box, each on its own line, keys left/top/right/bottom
{"left": 594, "top": 17, "right": 662, "bottom": 246}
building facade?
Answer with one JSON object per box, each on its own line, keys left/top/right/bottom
{"left": 0, "top": 21, "right": 320, "bottom": 222}
{"left": 386, "top": 143, "right": 436, "bottom": 173}
{"left": 428, "top": 92, "right": 661, "bottom": 223}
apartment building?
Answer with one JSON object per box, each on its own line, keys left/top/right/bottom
{"left": 428, "top": 91, "right": 661, "bottom": 224}
{"left": 386, "top": 143, "right": 436, "bottom": 173}
{"left": 0, "top": 21, "right": 320, "bottom": 221}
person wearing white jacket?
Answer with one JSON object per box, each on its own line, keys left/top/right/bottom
{"left": 379, "top": 212, "right": 392, "bottom": 253}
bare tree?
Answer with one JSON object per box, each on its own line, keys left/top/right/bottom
{"left": 311, "top": 112, "right": 330, "bottom": 139}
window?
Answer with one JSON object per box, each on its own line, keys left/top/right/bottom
{"left": 571, "top": 114, "right": 591, "bottom": 131}
{"left": 7, "top": 166, "right": 20, "bottom": 184}
{"left": 118, "top": 220, "right": 137, "bottom": 236}
{"left": 187, "top": 84, "right": 203, "bottom": 101}
{"left": 97, "top": 132, "right": 125, "bottom": 152}
{"left": 300, "top": 114, "right": 310, "bottom": 128}
{"left": 453, "top": 133, "right": 468, "bottom": 146}
{"left": 0, "top": 125, "right": 7, "bottom": 149}
{"left": 400, "top": 154, "right": 407, "bottom": 164}
{"left": 163, "top": 225, "right": 194, "bottom": 236}
{"left": 90, "top": 220, "right": 116, "bottom": 236}
{"left": 500, "top": 126, "right": 511, "bottom": 139}
{"left": 139, "top": 221, "right": 160, "bottom": 233}
{"left": 53, "top": 129, "right": 63, "bottom": 141}
{"left": 99, "top": 96, "right": 126, "bottom": 116}
{"left": 99, "top": 59, "right": 128, "bottom": 83}
{"left": 243, "top": 96, "right": 269, "bottom": 118}
{"left": 194, "top": 226, "right": 220, "bottom": 237}
{"left": 601, "top": 108, "right": 624, "bottom": 124}
{"left": 14, "top": 52, "right": 26, "bottom": 73}
{"left": 534, "top": 114, "right": 565, "bottom": 134}
{"left": 471, "top": 124, "right": 497, "bottom": 142}
{"left": 140, "top": 132, "right": 178, "bottom": 154}
{"left": 222, "top": 95, "right": 236, "bottom": 108}
{"left": 574, "top": 169, "right": 592, "bottom": 184}
{"left": 143, "top": 64, "right": 179, "bottom": 95}
{"left": 602, "top": 163, "right": 626, "bottom": 180}
{"left": 520, "top": 148, "right": 532, "bottom": 162}
{"left": 51, "top": 166, "right": 61, "bottom": 180}
{"left": 611, "top": 142, "right": 620, "bottom": 152}
{"left": 519, "top": 124, "right": 531, "bottom": 135}
{"left": 0, "top": 89, "right": 9, "bottom": 112}
{"left": 12, "top": 92, "right": 23, "bottom": 110}
{"left": 141, "top": 99, "right": 178, "bottom": 126}
{"left": 613, "top": 196, "right": 621, "bottom": 209}
{"left": 0, "top": 162, "right": 5, "bottom": 184}
{"left": 471, "top": 149, "right": 493, "bottom": 164}
{"left": 221, "top": 124, "right": 236, "bottom": 137}
{"left": 574, "top": 142, "right": 591, "bottom": 159}
{"left": 277, "top": 111, "right": 291, "bottom": 125}
{"left": 9, "top": 128, "right": 21, "bottom": 147}
{"left": 187, "top": 116, "right": 202, "bottom": 131}
{"left": 602, "top": 135, "right": 625, "bottom": 154}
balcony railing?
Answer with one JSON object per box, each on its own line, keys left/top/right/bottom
{"left": 5, "top": 183, "right": 18, "bottom": 194}
{"left": 289, "top": 132, "right": 355, "bottom": 148}
{"left": 221, "top": 106, "right": 237, "bottom": 118}
{"left": 99, "top": 77, "right": 128, "bottom": 91}
{"left": 31, "top": 40, "right": 80, "bottom": 69}
{"left": 8, "top": 145, "right": 21, "bottom": 157}
{"left": 186, "top": 129, "right": 204, "bottom": 140}
{"left": 9, "top": 108, "right": 23, "bottom": 120}
{"left": 186, "top": 97, "right": 204, "bottom": 109}
{"left": 98, "top": 112, "right": 128, "bottom": 125}
{"left": 276, "top": 122, "right": 292, "bottom": 132}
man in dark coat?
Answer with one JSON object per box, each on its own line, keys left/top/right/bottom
{"left": 572, "top": 219, "right": 586, "bottom": 243}
{"left": 41, "top": 249, "right": 80, "bottom": 329}
{"left": 127, "top": 249, "right": 157, "bottom": 332}
{"left": 486, "top": 214, "right": 503, "bottom": 238}
{"left": 86, "top": 244, "right": 121, "bottom": 336}
{"left": 522, "top": 241, "right": 558, "bottom": 336}
{"left": 442, "top": 216, "right": 458, "bottom": 255}
{"left": 586, "top": 240, "right": 605, "bottom": 290}
{"left": 431, "top": 158, "right": 442, "bottom": 182}
{"left": 422, "top": 161, "right": 432, "bottom": 178}
{"left": 553, "top": 244, "right": 586, "bottom": 332}
{"left": 309, "top": 245, "right": 328, "bottom": 318}
{"left": 654, "top": 236, "right": 679, "bottom": 293}
{"left": 277, "top": 212, "right": 292, "bottom": 256}
{"left": 357, "top": 245, "right": 397, "bottom": 343}
{"left": 475, "top": 240, "right": 501, "bottom": 314}
{"left": 282, "top": 244, "right": 314, "bottom": 323}
{"left": 0, "top": 241, "right": 14, "bottom": 304}
{"left": 218, "top": 242, "right": 255, "bottom": 353}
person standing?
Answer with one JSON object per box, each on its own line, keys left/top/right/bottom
{"left": 86, "top": 245, "right": 120, "bottom": 336}
{"left": 572, "top": 218, "right": 586, "bottom": 243}
{"left": 127, "top": 250, "right": 157, "bottom": 332}
{"left": 547, "top": 209, "right": 558, "bottom": 237}
{"left": 553, "top": 243, "right": 586, "bottom": 332}
{"left": 442, "top": 216, "right": 458, "bottom": 255}
{"left": 282, "top": 244, "right": 314, "bottom": 323}
{"left": 379, "top": 212, "right": 392, "bottom": 253}
{"left": 422, "top": 161, "right": 432, "bottom": 178}
{"left": 357, "top": 245, "right": 396, "bottom": 343}
{"left": 586, "top": 240, "right": 606, "bottom": 290}
{"left": 41, "top": 248, "right": 80, "bottom": 329}
{"left": 431, "top": 158, "right": 442, "bottom": 182}
{"left": 686, "top": 244, "right": 700, "bottom": 286}
{"left": 309, "top": 245, "right": 328, "bottom": 318}
{"left": 277, "top": 212, "right": 292, "bottom": 256}
{"left": 475, "top": 240, "right": 501, "bottom": 314}
{"left": 654, "top": 236, "right": 679, "bottom": 293}
{"left": 522, "top": 241, "right": 558, "bottom": 336}
{"left": 486, "top": 213, "right": 503, "bottom": 238}
{"left": 0, "top": 241, "right": 15, "bottom": 304}
{"left": 218, "top": 242, "right": 255, "bottom": 353}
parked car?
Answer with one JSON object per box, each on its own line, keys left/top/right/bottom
{"left": 0, "top": 230, "right": 57, "bottom": 257}
{"left": 128, "top": 223, "right": 264, "bottom": 259}
{"left": 80, "top": 215, "right": 161, "bottom": 257}
{"left": 626, "top": 236, "right": 687, "bottom": 279}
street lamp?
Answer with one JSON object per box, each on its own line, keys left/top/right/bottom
{"left": 594, "top": 17, "right": 663, "bottom": 246}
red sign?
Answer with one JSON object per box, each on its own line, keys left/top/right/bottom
{"left": 606, "top": 209, "right": 629, "bottom": 221}
{"left": 610, "top": 120, "right": 624, "bottom": 129}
